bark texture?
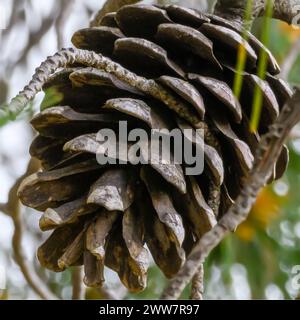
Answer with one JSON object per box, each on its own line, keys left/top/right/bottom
{"left": 215, "top": 0, "right": 300, "bottom": 24}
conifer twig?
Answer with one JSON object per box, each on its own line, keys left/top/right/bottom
{"left": 161, "top": 89, "right": 300, "bottom": 300}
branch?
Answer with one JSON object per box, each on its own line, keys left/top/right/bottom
{"left": 72, "top": 267, "right": 85, "bottom": 300}
{"left": 215, "top": 0, "right": 300, "bottom": 24}
{"left": 90, "top": 0, "right": 141, "bottom": 27}
{"left": 161, "top": 89, "right": 300, "bottom": 300}
{"left": 0, "top": 158, "right": 58, "bottom": 300}
{"left": 4, "top": 3, "right": 70, "bottom": 72}
{"left": 2, "top": 0, "right": 24, "bottom": 37}
{"left": 55, "top": 0, "right": 74, "bottom": 50}
{"left": 190, "top": 265, "right": 204, "bottom": 300}
{"left": 1, "top": 48, "right": 201, "bottom": 125}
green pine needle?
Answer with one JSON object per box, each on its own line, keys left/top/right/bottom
{"left": 233, "top": 0, "right": 253, "bottom": 99}
{"left": 250, "top": 0, "right": 273, "bottom": 132}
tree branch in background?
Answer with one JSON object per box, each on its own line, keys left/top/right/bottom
{"left": 0, "top": 158, "right": 58, "bottom": 300}
{"left": 90, "top": 0, "right": 141, "bottom": 27}
{"left": 161, "top": 89, "right": 300, "bottom": 300}
{"left": 72, "top": 267, "right": 85, "bottom": 300}
{"left": 2, "top": 0, "right": 24, "bottom": 37}
{"left": 55, "top": 0, "right": 74, "bottom": 50}
{"left": 215, "top": 0, "right": 300, "bottom": 24}
{"left": 4, "top": 2, "right": 67, "bottom": 72}
{"left": 281, "top": 37, "right": 300, "bottom": 81}
{"left": 5, "top": 17, "right": 54, "bottom": 75}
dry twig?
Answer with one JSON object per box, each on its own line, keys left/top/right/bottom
{"left": 160, "top": 0, "right": 300, "bottom": 300}
{"left": 72, "top": 267, "right": 85, "bottom": 300}
{"left": 190, "top": 265, "right": 204, "bottom": 300}
{"left": 2, "top": 48, "right": 201, "bottom": 125}
{"left": 161, "top": 89, "right": 300, "bottom": 299}
{"left": 215, "top": 0, "right": 300, "bottom": 24}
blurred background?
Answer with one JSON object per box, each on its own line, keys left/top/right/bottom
{"left": 1, "top": 0, "right": 300, "bottom": 300}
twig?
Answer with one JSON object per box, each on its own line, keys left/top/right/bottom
{"left": 2, "top": 48, "right": 201, "bottom": 125}
{"left": 72, "top": 267, "right": 85, "bottom": 300}
{"left": 161, "top": 89, "right": 300, "bottom": 300}
{"left": 190, "top": 265, "right": 204, "bottom": 300}
{"left": 90, "top": 0, "right": 141, "bottom": 27}
{"left": 0, "top": 158, "right": 58, "bottom": 300}
{"left": 281, "top": 37, "right": 300, "bottom": 81}
{"left": 215, "top": 0, "right": 300, "bottom": 25}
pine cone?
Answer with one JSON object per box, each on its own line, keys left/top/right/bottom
{"left": 18, "top": 4, "right": 293, "bottom": 292}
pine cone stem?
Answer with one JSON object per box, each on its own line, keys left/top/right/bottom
{"left": 72, "top": 267, "right": 85, "bottom": 300}
{"left": 3, "top": 48, "right": 201, "bottom": 125}
{"left": 190, "top": 264, "right": 204, "bottom": 300}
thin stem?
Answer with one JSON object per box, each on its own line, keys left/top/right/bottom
{"left": 72, "top": 267, "right": 85, "bottom": 300}
{"left": 161, "top": 89, "right": 300, "bottom": 300}
{"left": 3, "top": 159, "right": 58, "bottom": 300}
{"left": 190, "top": 265, "right": 204, "bottom": 300}
{"left": 1, "top": 48, "right": 201, "bottom": 125}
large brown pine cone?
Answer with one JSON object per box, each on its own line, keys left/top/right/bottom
{"left": 18, "top": 4, "right": 293, "bottom": 292}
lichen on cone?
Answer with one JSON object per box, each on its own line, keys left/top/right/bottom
{"left": 17, "top": 4, "right": 293, "bottom": 292}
